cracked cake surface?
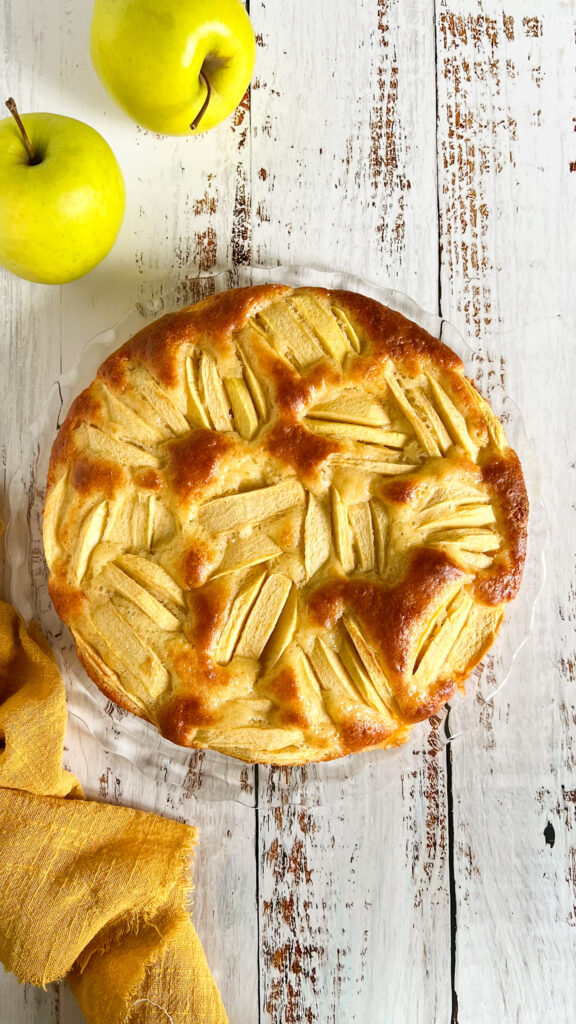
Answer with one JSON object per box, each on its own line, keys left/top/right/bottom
{"left": 43, "top": 284, "right": 528, "bottom": 764}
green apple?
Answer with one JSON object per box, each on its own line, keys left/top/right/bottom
{"left": 0, "top": 99, "right": 125, "bottom": 285}
{"left": 90, "top": 0, "right": 256, "bottom": 136}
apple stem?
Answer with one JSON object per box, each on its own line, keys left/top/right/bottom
{"left": 5, "top": 97, "right": 37, "bottom": 164}
{"left": 190, "top": 70, "right": 211, "bottom": 132}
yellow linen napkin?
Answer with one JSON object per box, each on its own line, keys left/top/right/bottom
{"left": 0, "top": 599, "right": 228, "bottom": 1024}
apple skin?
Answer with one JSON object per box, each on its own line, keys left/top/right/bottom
{"left": 0, "top": 112, "right": 125, "bottom": 285}
{"left": 90, "top": 0, "right": 256, "bottom": 136}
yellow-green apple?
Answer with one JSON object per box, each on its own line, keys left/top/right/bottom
{"left": 90, "top": 0, "right": 256, "bottom": 135}
{"left": 0, "top": 99, "right": 125, "bottom": 285}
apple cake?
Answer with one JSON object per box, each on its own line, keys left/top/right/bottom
{"left": 43, "top": 285, "right": 528, "bottom": 764}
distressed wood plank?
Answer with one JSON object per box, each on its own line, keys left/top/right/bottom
{"left": 250, "top": 1, "right": 449, "bottom": 1021}
{"left": 437, "top": 0, "right": 575, "bottom": 338}
{"left": 0, "top": 972, "right": 64, "bottom": 1024}
{"left": 258, "top": 726, "right": 450, "bottom": 1024}
{"left": 0, "top": 2, "right": 258, "bottom": 1023}
{"left": 249, "top": 0, "right": 439, "bottom": 306}
{"left": 1, "top": 0, "right": 574, "bottom": 1022}
{"left": 437, "top": 2, "right": 576, "bottom": 1019}
{"left": 448, "top": 318, "right": 576, "bottom": 1023}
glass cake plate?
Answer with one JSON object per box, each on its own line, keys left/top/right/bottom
{"left": 5, "top": 265, "right": 547, "bottom": 808}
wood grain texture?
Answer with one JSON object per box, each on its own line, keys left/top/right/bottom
{"left": 1, "top": 0, "right": 575, "bottom": 1021}
{"left": 250, "top": 0, "right": 439, "bottom": 304}
{"left": 257, "top": 725, "right": 451, "bottom": 1024}
{"left": 249, "top": 2, "right": 450, "bottom": 1021}
{"left": 0, "top": 2, "right": 259, "bottom": 1023}
{"left": 437, "top": 2, "right": 576, "bottom": 1020}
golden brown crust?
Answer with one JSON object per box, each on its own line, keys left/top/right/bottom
{"left": 329, "top": 290, "right": 462, "bottom": 374}
{"left": 70, "top": 454, "right": 126, "bottom": 500}
{"left": 167, "top": 429, "right": 236, "bottom": 505}
{"left": 133, "top": 467, "right": 164, "bottom": 491}
{"left": 43, "top": 285, "right": 528, "bottom": 764}
{"left": 475, "top": 451, "right": 529, "bottom": 604}
{"left": 309, "top": 548, "right": 466, "bottom": 682}
{"left": 48, "top": 570, "right": 89, "bottom": 623}
{"left": 263, "top": 418, "right": 340, "bottom": 483}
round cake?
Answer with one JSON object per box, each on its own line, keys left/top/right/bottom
{"left": 43, "top": 285, "right": 528, "bottom": 764}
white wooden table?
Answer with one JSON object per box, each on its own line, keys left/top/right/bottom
{"left": 1, "top": 1, "right": 575, "bottom": 1021}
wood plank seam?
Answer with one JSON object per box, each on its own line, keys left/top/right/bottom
{"left": 445, "top": 716, "right": 459, "bottom": 1024}
{"left": 435, "top": 4, "right": 458, "bottom": 1021}
{"left": 255, "top": 762, "right": 263, "bottom": 1024}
